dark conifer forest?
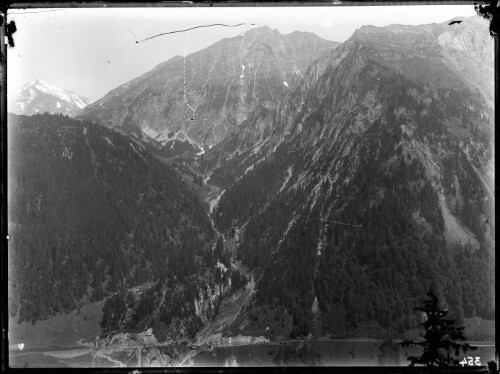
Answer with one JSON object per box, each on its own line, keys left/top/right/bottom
{"left": 8, "top": 113, "right": 214, "bottom": 323}
{"left": 212, "top": 69, "right": 494, "bottom": 338}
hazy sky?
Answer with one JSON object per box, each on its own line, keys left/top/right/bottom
{"left": 7, "top": 5, "right": 477, "bottom": 102}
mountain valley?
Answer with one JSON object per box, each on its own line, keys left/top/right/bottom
{"left": 8, "top": 15, "right": 495, "bottom": 367}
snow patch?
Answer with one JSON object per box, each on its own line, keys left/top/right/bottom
{"left": 196, "top": 146, "right": 206, "bottom": 156}
{"left": 14, "top": 79, "right": 92, "bottom": 115}
{"left": 69, "top": 92, "right": 90, "bottom": 109}
{"left": 29, "top": 79, "right": 91, "bottom": 108}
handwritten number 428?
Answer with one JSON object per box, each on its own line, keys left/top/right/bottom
{"left": 460, "top": 357, "right": 481, "bottom": 366}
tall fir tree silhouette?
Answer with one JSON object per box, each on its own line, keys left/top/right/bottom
{"left": 401, "top": 289, "right": 476, "bottom": 367}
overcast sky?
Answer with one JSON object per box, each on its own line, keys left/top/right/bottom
{"left": 7, "top": 5, "right": 477, "bottom": 102}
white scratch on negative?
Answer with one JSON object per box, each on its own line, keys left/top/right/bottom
{"left": 183, "top": 30, "right": 196, "bottom": 113}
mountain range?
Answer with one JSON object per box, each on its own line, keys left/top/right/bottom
{"left": 10, "top": 79, "right": 92, "bottom": 117}
{"left": 8, "top": 16, "right": 495, "bottom": 356}
{"left": 210, "top": 17, "right": 494, "bottom": 337}
{"left": 78, "top": 27, "right": 339, "bottom": 153}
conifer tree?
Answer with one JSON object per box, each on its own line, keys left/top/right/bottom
{"left": 401, "top": 289, "right": 476, "bottom": 367}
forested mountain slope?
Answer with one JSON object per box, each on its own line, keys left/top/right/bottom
{"left": 211, "top": 17, "right": 494, "bottom": 338}
{"left": 8, "top": 16, "right": 494, "bottom": 348}
{"left": 8, "top": 114, "right": 215, "bottom": 333}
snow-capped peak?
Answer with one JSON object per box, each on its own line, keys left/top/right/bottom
{"left": 10, "top": 79, "right": 92, "bottom": 117}
{"left": 27, "top": 79, "right": 90, "bottom": 109}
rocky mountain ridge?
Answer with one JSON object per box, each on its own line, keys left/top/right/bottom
{"left": 10, "top": 79, "right": 92, "bottom": 117}
{"left": 210, "top": 16, "right": 494, "bottom": 337}
{"left": 78, "top": 26, "right": 339, "bottom": 151}
{"left": 207, "top": 16, "right": 493, "bottom": 188}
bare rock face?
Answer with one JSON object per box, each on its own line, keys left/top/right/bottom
{"left": 78, "top": 27, "right": 339, "bottom": 150}
{"left": 10, "top": 79, "right": 92, "bottom": 117}
{"left": 350, "top": 16, "right": 493, "bottom": 108}
{"left": 208, "top": 17, "right": 493, "bottom": 187}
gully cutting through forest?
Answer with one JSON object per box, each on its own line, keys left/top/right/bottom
{"left": 174, "top": 177, "right": 259, "bottom": 366}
